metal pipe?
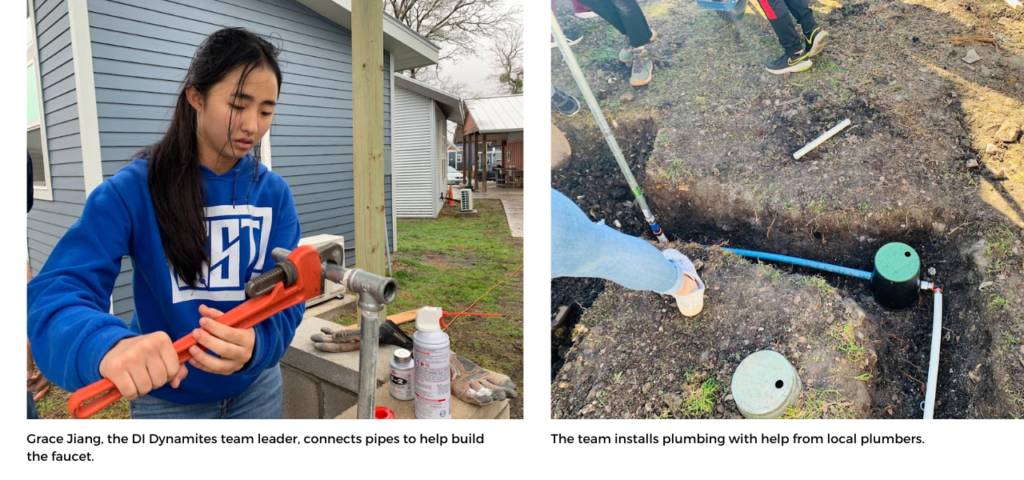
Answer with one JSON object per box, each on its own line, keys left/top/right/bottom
{"left": 551, "top": 13, "right": 668, "bottom": 243}
{"left": 923, "top": 287, "right": 943, "bottom": 419}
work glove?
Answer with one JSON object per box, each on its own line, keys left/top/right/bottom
{"left": 450, "top": 353, "right": 517, "bottom": 406}
{"left": 310, "top": 325, "right": 361, "bottom": 353}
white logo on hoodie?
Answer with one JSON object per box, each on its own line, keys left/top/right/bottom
{"left": 168, "top": 205, "right": 273, "bottom": 303}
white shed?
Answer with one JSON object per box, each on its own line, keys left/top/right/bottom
{"left": 393, "top": 74, "right": 464, "bottom": 219}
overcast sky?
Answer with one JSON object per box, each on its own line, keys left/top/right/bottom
{"left": 433, "top": 0, "right": 520, "bottom": 97}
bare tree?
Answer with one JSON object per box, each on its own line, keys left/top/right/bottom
{"left": 384, "top": 0, "right": 518, "bottom": 79}
{"left": 489, "top": 13, "right": 522, "bottom": 94}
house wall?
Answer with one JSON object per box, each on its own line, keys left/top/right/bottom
{"left": 27, "top": 0, "right": 91, "bottom": 287}
{"left": 31, "top": 0, "right": 395, "bottom": 322}
{"left": 392, "top": 84, "right": 436, "bottom": 219}
{"left": 433, "top": 102, "right": 446, "bottom": 215}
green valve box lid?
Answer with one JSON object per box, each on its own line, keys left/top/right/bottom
{"left": 874, "top": 242, "right": 919, "bottom": 283}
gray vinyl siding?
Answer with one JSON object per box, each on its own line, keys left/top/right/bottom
{"left": 393, "top": 85, "right": 436, "bottom": 218}
{"left": 28, "top": 0, "right": 88, "bottom": 280}
{"left": 86, "top": 0, "right": 395, "bottom": 320}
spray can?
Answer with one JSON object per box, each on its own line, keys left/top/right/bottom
{"left": 413, "top": 306, "right": 451, "bottom": 419}
{"left": 389, "top": 348, "right": 414, "bottom": 401}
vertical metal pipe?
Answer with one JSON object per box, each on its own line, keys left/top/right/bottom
{"left": 551, "top": 13, "right": 668, "bottom": 243}
{"left": 357, "top": 297, "right": 382, "bottom": 419}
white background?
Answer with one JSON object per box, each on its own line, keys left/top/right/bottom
{"left": 4, "top": 1, "right": 1017, "bottom": 477}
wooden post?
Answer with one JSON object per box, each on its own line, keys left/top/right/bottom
{"left": 352, "top": 0, "right": 384, "bottom": 420}
{"left": 481, "top": 133, "right": 488, "bottom": 193}
{"left": 501, "top": 139, "right": 507, "bottom": 186}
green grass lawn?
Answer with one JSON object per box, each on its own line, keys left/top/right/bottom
{"left": 334, "top": 199, "right": 525, "bottom": 415}
{"left": 34, "top": 385, "right": 129, "bottom": 420}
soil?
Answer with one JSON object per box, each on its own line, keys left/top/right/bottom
{"left": 551, "top": 0, "right": 1024, "bottom": 418}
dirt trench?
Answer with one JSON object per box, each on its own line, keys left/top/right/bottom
{"left": 550, "top": 116, "right": 1022, "bottom": 419}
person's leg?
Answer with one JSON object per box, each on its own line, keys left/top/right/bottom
{"left": 27, "top": 391, "right": 39, "bottom": 419}
{"left": 571, "top": 0, "right": 598, "bottom": 18}
{"left": 130, "top": 393, "right": 223, "bottom": 419}
{"left": 609, "top": 0, "right": 654, "bottom": 48}
{"left": 784, "top": 0, "right": 828, "bottom": 57}
{"left": 783, "top": 0, "right": 817, "bottom": 37}
{"left": 576, "top": 0, "right": 633, "bottom": 37}
{"left": 551, "top": 188, "right": 681, "bottom": 293}
{"left": 758, "top": 0, "right": 804, "bottom": 56}
{"left": 223, "top": 366, "right": 283, "bottom": 419}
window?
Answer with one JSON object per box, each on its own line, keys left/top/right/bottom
{"left": 27, "top": 3, "right": 52, "bottom": 199}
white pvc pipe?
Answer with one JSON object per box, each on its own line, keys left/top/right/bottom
{"left": 923, "top": 288, "right": 942, "bottom": 419}
{"left": 793, "top": 118, "right": 851, "bottom": 159}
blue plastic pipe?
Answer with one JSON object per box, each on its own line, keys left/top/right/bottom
{"left": 719, "top": 247, "right": 874, "bottom": 281}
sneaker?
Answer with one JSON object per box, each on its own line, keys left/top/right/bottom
{"left": 662, "top": 249, "right": 706, "bottom": 317}
{"left": 765, "top": 50, "right": 812, "bottom": 74}
{"left": 618, "top": 29, "right": 657, "bottom": 63}
{"left": 552, "top": 28, "right": 584, "bottom": 49}
{"left": 630, "top": 48, "right": 653, "bottom": 86}
{"left": 805, "top": 27, "right": 829, "bottom": 57}
{"left": 551, "top": 85, "right": 581, "bottom": 116}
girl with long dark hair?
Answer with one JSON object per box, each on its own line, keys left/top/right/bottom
{"left": 28, "top": 28, "right": 301, "bottom": 419}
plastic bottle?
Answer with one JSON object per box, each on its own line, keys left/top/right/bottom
{"left": 413, "top": 306, "right": 451, "bottom": 419}
{"left": 389, "top": 348, "right": 414, "bottom": 401}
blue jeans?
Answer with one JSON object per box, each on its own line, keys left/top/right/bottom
{"left": 551, "top": 188, "right": 682, "bottom": 293}
{"left": 130, "top": 365, "right": 283, "bottom": 419}
{"left": 27, "top": 391, "right": 39, "bottom": 419}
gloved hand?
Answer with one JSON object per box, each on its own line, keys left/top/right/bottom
{"left": 450, "top": 353, "right": 517, "bottom": 406}
{"left": 310, "top": 326, "right": 361, "bottom": 353}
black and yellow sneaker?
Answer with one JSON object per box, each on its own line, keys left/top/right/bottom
{"left": 765, "top": 50, "right": 811, "bottom": 75}
{"left": 805, "top": 27, "right": 829, "bottom": 57}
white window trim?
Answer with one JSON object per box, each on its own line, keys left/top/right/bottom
{"left": 28, "top": 0, "right": 53, "bottom": 202}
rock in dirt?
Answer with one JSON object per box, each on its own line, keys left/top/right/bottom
{"left": 968, "top": 364, "right": 984, "bottom": 383}
{"left": 620, "top": 93, "right": 634, "bottom": 104}
{"left": 663, "top": 393, "right": 683, "bottom": 412}
{"left": 966, "top": 158, "right": 980, "bottom": 169}
{"left": 927, "top": 267, "right": 937, "bottom": 276}
{"left": 986, "top": 143, "right": 999, "bottom": 155}
{"left": 995, "top": 121, "right": 1021, "bottom": 143}
{"left": 963, "top": 49, "right": 982, "bottom": 64}
{"left": 784, "top": 109, "right": 799, "bottom": 119}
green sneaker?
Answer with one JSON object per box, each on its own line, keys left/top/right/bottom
{"left": 630, "top": 48, "right": 653, "bottom": 86}
{"left": 619, "top": 47, "right": 633, "bottom": 64}
{"left": 619, "top": 29, "right": 657, "bottom": 64}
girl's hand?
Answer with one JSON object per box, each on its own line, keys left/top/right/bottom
{"left": 99, "top": 332, "right": 188, "bottom": 400}
{"left": 188, "top": 304, "right": 256, "bottom": 375}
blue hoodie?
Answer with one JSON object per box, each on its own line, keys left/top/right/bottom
{"left": 27, "top": 154, "right": 304, "bottom": 405}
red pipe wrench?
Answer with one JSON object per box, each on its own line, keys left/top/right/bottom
{"left": 67, "top": 245, "right": 325, "bottom": 419}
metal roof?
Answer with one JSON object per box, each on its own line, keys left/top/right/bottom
{"left": 463, "top": 95, "right": 523, "bottom": 134}
{"left": 394, "top": 74, "right": 464, "bottom": 124}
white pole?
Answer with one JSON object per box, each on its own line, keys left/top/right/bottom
{"left": 923, "top": 289, "right": 943, "bottom": 419}
{"left": 793, "top": 119, "right": 851, "bottom": 159}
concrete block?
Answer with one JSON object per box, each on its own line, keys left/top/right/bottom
{"left": 281, "top": 364, "right": 319, "bottom": 419}
{"left": 323, "top": 383, "right": 358, "bottom": 419}
{"left": 336, "top": 384, "right": 509, "bottom": 419}
{"left": 303, "top": 295, "right": 357, "bottom": 321}
{"left": 282, "top": 316, "right": 398, "bottom": 392}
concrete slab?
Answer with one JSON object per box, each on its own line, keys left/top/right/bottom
{"left": 335, "top": 383, "right": 509, "bottom": 419}
{"left": 303, "top": 295, "right": 357, "bottom": 321}
{"left": 282, "top": 316, "right": 398, "bottom": 392}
